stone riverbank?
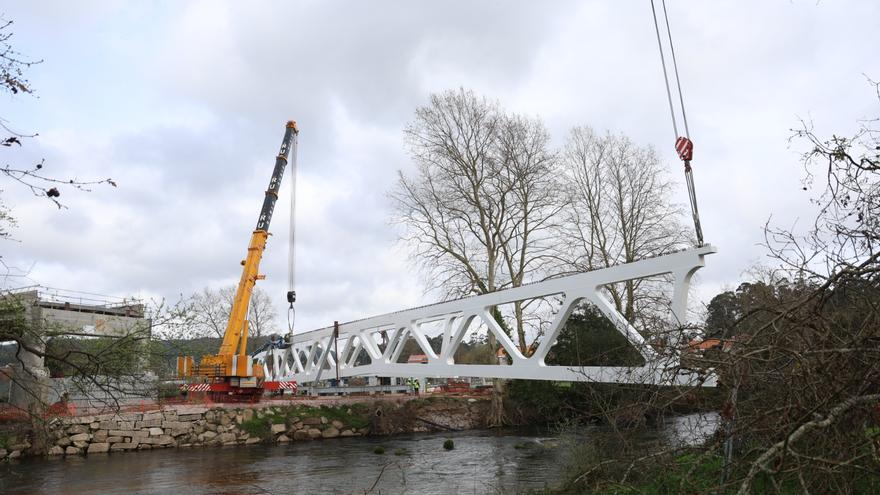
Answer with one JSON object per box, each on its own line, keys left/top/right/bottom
{"left": 0, "top": 396, "right": 490, "bottom": 460}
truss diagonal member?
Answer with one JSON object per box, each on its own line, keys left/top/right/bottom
{"left": 254, "top": 245, "right": 717, "bottom": 386}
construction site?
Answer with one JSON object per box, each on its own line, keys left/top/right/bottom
{"left": 1, "top": 2, "right": 878, "bottom": 494}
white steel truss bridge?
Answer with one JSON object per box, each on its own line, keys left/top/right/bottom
{"left": 254, "top": 245, "right": 717, "bottom": 387}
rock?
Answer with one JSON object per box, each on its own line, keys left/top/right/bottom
{"left": 90, "top": 422, "right": 100, "bottom": 430}
{"left": 110, "top": 442, "right": 138, "bottom": 451}
{"left": 217, "top": 432, "right": 236, "bottom": 443}
{"left": 136, "top": 419, "right": 162, "bottom": 428}
{"left": 301, "top": 417, "right": 321, "bottom": 426}
{"left": 242, "top": 409, "right": 254, "bottom": 422}
{"left": 64, "top": 447, "right": 79, "bottom": 455}
{"left": 270, "top": 423, "right": 286, "bottom": 435}
{"left": 307, "top": 428, "right": 322, "bottom": 439}
{"left": 137, "top": 444, "right": 153, "bottom": 450}
{"left": 109, "top": 430, "right": 137, "bottom": 437}
{"left": 93, "top": 430, "right": 108, "bottom": 442}
{"left": 204, "top": 422, "right": 218, "bottom": 432}
{"left": 143, "top": 435, "right": 174, "bottom": 446}
{"left": 70, "top": 433, "right": 91, "bottom": 442}
{"left": 340, "top": 430, "right": 354, "bottom": 437}
{"left": 331, "top": 420, "right": 344, "bottom": 430}
{"left": 162, "top": 421, "right": 191, "bottom": 430}
{"left": 48, "top": 446, "right": 65, "bottom": 456}
{"left": 73, "top": 441, "right": 90, "bottom": 449}
{"left": 245, "top": 437, "right": 261, "bottom": 445}
{"left": 322, "top": 428, "right": 340, "bottom": 439}
{"left": 204, "top": 411, "right": 215, "bottom": 422}
{"left": 320, "top": 416, "right": 328, "bottom": 425}
{"left": 56, "top": 437, "right": 72, "bottom": 447}
{"left": 106, "top": 436, "right": 124, "bottom": 444}
{"left": 178, "top": 414, "right": 202, "bottom": 421}
{"left": 67, "top": 424, "right": 88, "bottom": 435}
{"left": 235, "top": 414, "right": 243, "bottom": 424}
{"left": 117, "top": 421, "right": 134, "bottom": 430}
{"left": 0, "top": 448, "right": 6, "bottom": 458}
{"left": 87, "top": 443, "right": 110, "bottom": 454}
{"left": 149, "top": 427, "right": 164, "bottom": 436}
{"left": 200, "top": 430, "right": 218, "bottom": 440}
{"left": 277, "top": 434, "right": 290, "bottom": 443}
{"left": 170, "top": 428, "right": 189, "bottom": 437}
{"left": 143, "top": 411, "right": 163, "bottom": 422}
{"left": 292, "top": 422, "right": 304, "bottom": 431}
{"left": 220, "top": 415, "right": 231, "bottom": 426}
{"left": 9, "top": 442, "right": 30, "bottom": 451}
{"left": 293, "top": 430, "right": 310, "bottom": 440}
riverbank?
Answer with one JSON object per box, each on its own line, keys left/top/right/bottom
{"left": 0, "top": 395, "right": 491, "bottom": 461}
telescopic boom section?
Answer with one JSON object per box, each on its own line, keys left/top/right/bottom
{"left": 215, "top": 121, "right": 298, "bottom": 363}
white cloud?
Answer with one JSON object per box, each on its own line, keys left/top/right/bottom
{"left": 1, "top": 0, "right": 878, "bottom": 333}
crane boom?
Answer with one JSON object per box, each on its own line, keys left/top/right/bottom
{"left": 178, "top": 121, "right": 299, "bottom": 402}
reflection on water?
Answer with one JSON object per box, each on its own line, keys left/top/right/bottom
{"left": 0, "top": 413, "right": 718, "bottom": 495}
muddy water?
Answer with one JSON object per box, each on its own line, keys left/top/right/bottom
{"left": 0, "top": 413, "right": 718, "bottom": 495}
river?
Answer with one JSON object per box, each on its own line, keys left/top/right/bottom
{"left": 0, "top": 413, "right": 718, "bottom": 494}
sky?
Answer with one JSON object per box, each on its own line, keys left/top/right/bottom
{"left": 1, "top": 1, "right": 878, "bottom": 334}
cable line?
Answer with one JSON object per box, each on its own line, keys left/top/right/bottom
{"left": 650, "top": 0, "right": 704, "bottom": 247}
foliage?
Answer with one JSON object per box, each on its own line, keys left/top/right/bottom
{"left": 443, "top": 438, "right": 454, "bottom": 450}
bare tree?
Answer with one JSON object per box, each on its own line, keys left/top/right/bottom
{"left": 560, "top": 127, "right": 690, "bottom": 326}
{"left": 188, "top": 285, "right": 278, "bottom": 339}
{"left": 0, "top": 17, "right": 114, "bottom": 214}
{"left": 391, "top": 88, "right": 562, "bottom": 354}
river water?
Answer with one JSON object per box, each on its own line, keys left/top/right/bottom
{"left": 0, "top": 413, "right": 718, "bottom": 495}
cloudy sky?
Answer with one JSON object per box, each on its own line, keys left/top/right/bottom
{"left": 1, "top": 1, "right": 878, "bottom": 333}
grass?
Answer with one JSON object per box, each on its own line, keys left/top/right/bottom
{"left": 239, "top": 416, "right": 272, "bottom": 438}
{"left": 373, "top": 446, "right": 386, "bottom": 454}
{"left": 443, "top": 438, "right": 454, "bottom": 450}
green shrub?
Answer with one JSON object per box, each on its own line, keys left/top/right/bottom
{"left": 443, "top": 439, "right": 454, "bottom": 450}
{"left": 239, "top": 417, "right": 271, "bottom": 438}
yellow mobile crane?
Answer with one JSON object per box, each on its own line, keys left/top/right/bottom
{"left": 178, "top": 121, "right": 299, "bottom": 402}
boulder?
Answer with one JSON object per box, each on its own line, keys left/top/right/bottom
{"left": 320, "top": 416, "right": 328, "bottom": 425}
{"left": 67, "top": 424, "right": 88, "bottom": 435}
{"left": 217, "top": 432, "right": 236, "bottom": 444}
{"left": 199, "top": 430, "right": 218, "bottom": 440}
{"left": 70, "top": 433, "right": 91, "bottom": 442}
{"left": 110, "top": 442, "right": 138, "bottom": 451}
{"left": 109, "top": 430, "right": 137, "bottom": 437}
{"left": 64, "top": 447, "right": 79, "bottom": 455}
{"left": 73, "top": 441, "right": 90, "bottom": 449}
{"left": 149, "top": 427, "right": 164, "bottom": 436}
{"left": 292, "top": 430, "right": 310, "bottom": 441}
{"left": 340, "top": 430, "right": 355, "bottom": 437}
{"left": 322, "top": 428, "right": 340, "bottom": 439}
{"left": 56, "top": 437, "right": 72, "bottom": 447}
{"left": 93, "top": 430, "right": 108, "bottom": 442}
{"left": 277, "top": 434, "right": 290, "bottom": 443}
{"left": 331, "top": 420, "right": 344, "bottom": 430}
{"left": 87, "top": 443, "right": 110, "bottom": 454}
{"left": 245, "top": 437, "right": 261, "bottom": 445}
{"left": 301, "top": 417, "right": 322, "bottom": 426}
{"left": 242, "top": 409, "right": 254, "bottom": 422}
{"left": 106, "top": 436, "right": 124, "bottom": 444}
{"left": 48, "top": 446, "right": 65, "bottom": 456}
{"left": 270, "top": 423, "right": 286, "bottom": 435}
{"left": 307, "top": 428, "right": 322, "bottom": 439}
